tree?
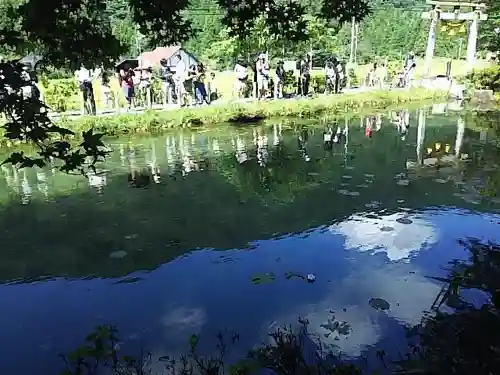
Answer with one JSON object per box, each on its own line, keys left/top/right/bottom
{"left": 479, "top": 0, "right": 500, "bottom": 53}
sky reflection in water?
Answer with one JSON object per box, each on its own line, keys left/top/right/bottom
{"left": 1, "top": 107, "right": 500, "bottom": 375}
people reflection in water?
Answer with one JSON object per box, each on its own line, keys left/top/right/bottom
{"left": 89, "top": 169, "right": 107, "bottom": 194}
{"left": 256, "top": 130, "right": 268, "bottom": 167}
{"left": 235, "top": 135, "right": 248, "bottom": 164}
{"left": 393, "top": 109, "right": 410, "bottom": 140}
{"left": 20, "top": 169, "right": 31, "bottom": 204}
{"left": 126, "top": 145, "right": 151, "bottom": 188}
{"left": 298, "top": 126, "right": 310, "bottom": 161}
{"left": 323, "top": 125, "right": 334, "bottom": 150}
{"left": 375, "top": 114, "right": 382, "bottom": 131}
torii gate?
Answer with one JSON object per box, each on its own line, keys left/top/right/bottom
{"left": 422, "top": 1, "right": 488, "bottom": 75}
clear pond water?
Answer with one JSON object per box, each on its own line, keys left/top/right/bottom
{"left": 1, "top": 106, "right": 500, "bottom": 374}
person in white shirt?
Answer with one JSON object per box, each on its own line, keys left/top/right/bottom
{"left": 233, "top": 59, "right": 248, "bottom": 99}
{"left": 173, "top": 55, "right": 187, "bottom": 106}
{"left": 74, "top": 63, "right": 96, "bottom": 115}
{"left": 256, "top": 53, "right": 269, "bottom": 100}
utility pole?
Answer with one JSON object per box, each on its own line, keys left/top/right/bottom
{"left": 349, "top": 16, "right": 356, "bottom": 64}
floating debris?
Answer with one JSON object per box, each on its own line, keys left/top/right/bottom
{"left": 364, "top": 174, "right": 375, "bottom": 178}
{"left": 369, "top": 297, "right": 391, "bottom": 311}
{"left": 347, "top": 191, "right": 360, "bottom": 196}
{"left": 396, "top": 217, "right": 413, "bottom": 225}
{"left": 321, "top": 320, "right": 352, "bottom": 335}
{"left": 434, "top": 178, "right": 447, "bottom": 184}
{"left": 251, "top": 272, "right": 275, "bottom": 285}
{"left": 285, "top": 271, "right": 305, "bottom": 280}
{"left": 125, "top": 234, "right": 138, "bottom": 240}
{"left": 396, "top": 179, "right": 410, "bottom": 186}
{"left": 365, "top": 201, "right": 380, "bottom": 209}
{"left": 338, "top": 189, "right": 350, "bottom": 195}
{"left": 306, "top": 274, "right": 316, "bottom": 283}
{"left": 357, "top": 184, "right": 370, "bottom": 188}
{"left": 109, "top": 250, "right": 128, "bottom": 259}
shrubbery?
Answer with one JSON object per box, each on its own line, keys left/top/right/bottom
{"left": 463, "top": 65, "right": 500, "bottom": 92}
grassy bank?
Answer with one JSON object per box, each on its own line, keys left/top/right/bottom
{"left": 57, "top": 88, "right": 447, "bottom": 135}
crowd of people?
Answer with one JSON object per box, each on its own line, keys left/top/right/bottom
{"left": 10, "top": 50, "right": 418, "bottom": 116}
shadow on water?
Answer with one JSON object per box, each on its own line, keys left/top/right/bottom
{"left": 2, "top": 106, "right": 500, "bottom": 375}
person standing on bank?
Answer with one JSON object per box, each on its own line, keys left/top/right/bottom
{"left": 299, "top": 52, "right": 312, "bottom": 96}
{"left": 159, "top": 59, "right": 175, "bottom": 106}
{"left": 256, "top": 53, "right": 270, "bottom": 100}
{"left": 274, "top": 60, "right": 285, "bottom": 99}
{"left": 75, "top": 63, "right": 96, "bottom": 115}
{"left": 119, "top": 68, "right": 135, "bottom": 110}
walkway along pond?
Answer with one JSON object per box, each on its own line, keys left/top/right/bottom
{"left": 0, "top": 105, "right": 499, "bottom": 374}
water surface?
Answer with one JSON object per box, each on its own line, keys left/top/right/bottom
{"left": 1, "top": 107, "right": 500, "bottom": 374}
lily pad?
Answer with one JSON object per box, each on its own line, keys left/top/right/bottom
{"left": 342, "top": 175, "right": 353, "bottom": 180}
{"left": 251, "top": 272, "right": 275, "bottom": 285}
{"left": 109, "top": 250, "right": 127, "bottom": 259}
{"left": 396, "top": 217, "right": 413, "bottom": 225}
{"left": 338, "top": 189, "right": 350, "bottom": 195}
{"left": 369, "top": 297, "right": 391, "bottom": 311}
{"left": 380, "top": 226, "right": 394, "bottom": 232}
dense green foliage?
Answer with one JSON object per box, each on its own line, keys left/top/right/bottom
{"left": 464, "top": 66, "right": 500, "bottom": 92}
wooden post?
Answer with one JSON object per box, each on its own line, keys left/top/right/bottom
{"left": 146, "top": 87, "right": 152, "bottom": 108}
{"left": 466, "top": 10, "right": 479, "bottom": 67}
{"left": 455, "top": 116, "right": 465, "bottom": 157}
{"left": 417, "top": 109, "right": 426, "bottom": 165}
{"left": 114, "top": 91, "right": 120, "bottom": 114}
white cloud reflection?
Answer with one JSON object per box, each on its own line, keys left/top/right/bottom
{"left": 330, "top": 212, "right": 438, "bottom": 261}
{"left": 268, "top": 213, "right": 441, "bottom": 357}
{"left": 268, "top": 262, "right": 441, "bottom": 357}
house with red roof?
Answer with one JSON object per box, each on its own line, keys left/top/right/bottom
{"left": 137, "top": 46, "right": 199, "bottom": 70}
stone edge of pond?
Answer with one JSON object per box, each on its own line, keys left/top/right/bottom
{"left": 57, "top": 88, "right": 447, "bottom": 136}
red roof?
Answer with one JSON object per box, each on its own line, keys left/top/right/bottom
{"left": 138, "top": 46, "right": 182, "bottom": 67}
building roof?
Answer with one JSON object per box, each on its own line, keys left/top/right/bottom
{"left": 138, "top": 46, "right": 183, "bottom": 67}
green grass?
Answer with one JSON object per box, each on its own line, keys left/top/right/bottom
{"left": 55, "top": 88, "right": 447, "bottom": 135}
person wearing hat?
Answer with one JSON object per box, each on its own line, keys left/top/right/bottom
{"left": 299, "top": 53, "right": 312, "bottom": 96}
{"left": 233, "top": 58, "right": 248, "bottom": 99}
{"left": 274, "top": 60, "right": 285, "bottom": 99}
{"left": 159, "top": 58, "right": 175, "bottom": 106}
{"left": 256, "top": 53, "right": 270, "bottom": 100}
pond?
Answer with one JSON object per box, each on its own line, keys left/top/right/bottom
{"left": 1, "top": 106, "right": 500, "bottom": 375}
